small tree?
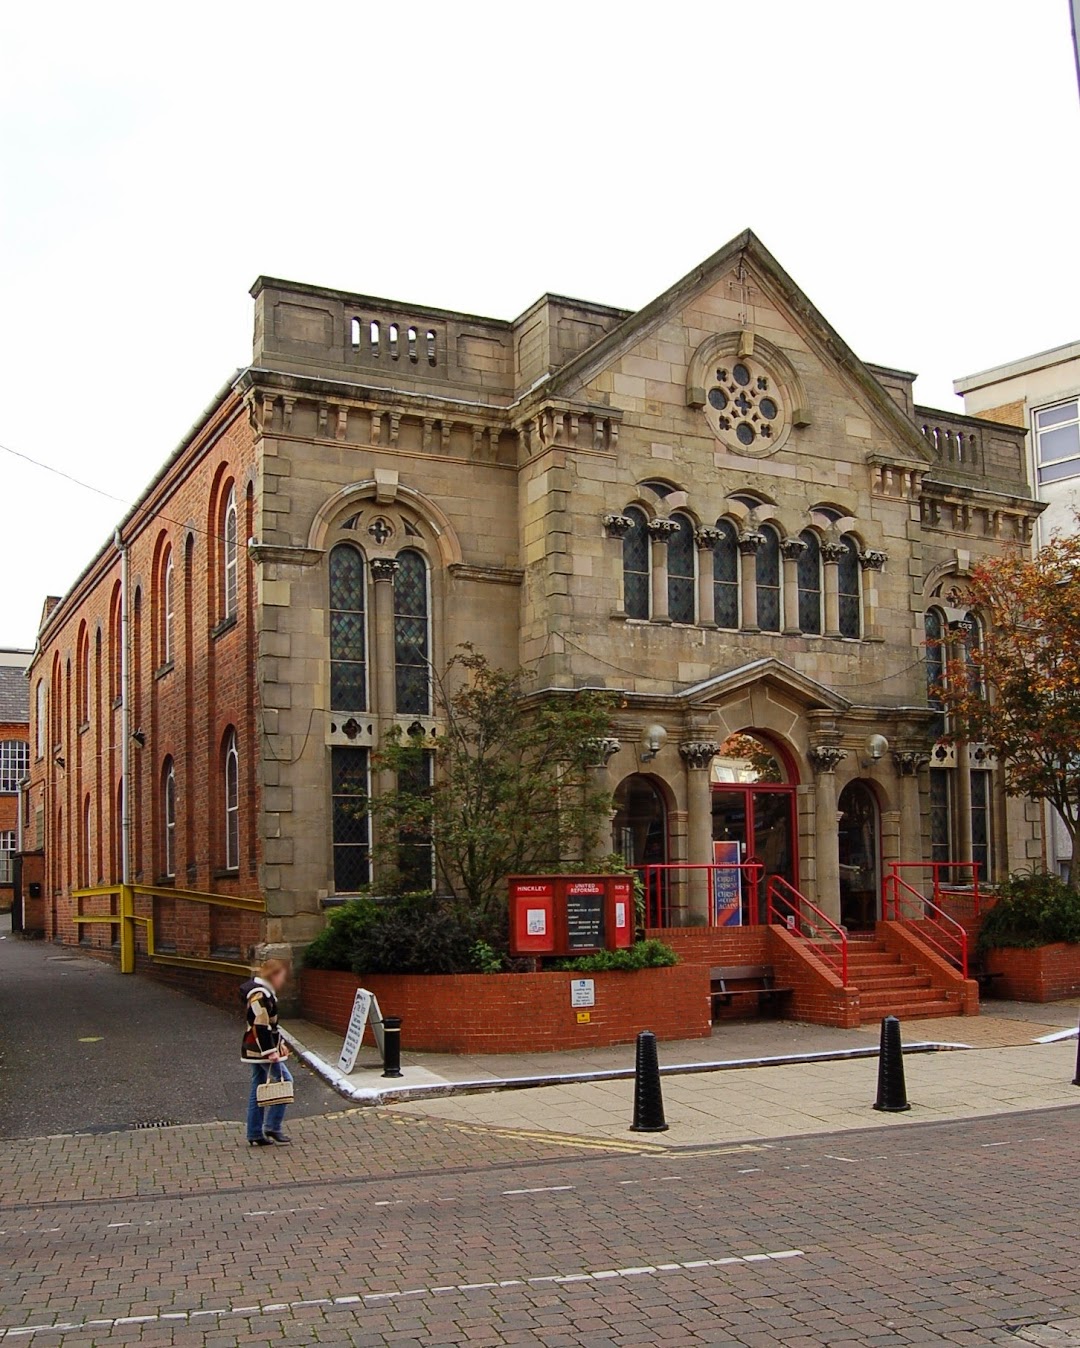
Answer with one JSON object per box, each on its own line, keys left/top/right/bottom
{"left": 934, "top": 529, "right": 1080, "bottom": 888}
{"left": 374, "top": 648, "right": 617, "bottom": 920}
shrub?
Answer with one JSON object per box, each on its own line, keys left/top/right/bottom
{"left": 553, "top": 939, "right": 678, "bottom": 973}
{"left": 978, "top": 871, "right": 1080, "bottom": 952}
{"left": 301, "top": 898, "right": 380, "bottom": 969}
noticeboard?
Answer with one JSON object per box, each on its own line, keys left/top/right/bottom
{"left": 507, "top": 874, "right": 630, "bottom": 957}
{"left": 565, "top": 881, "right": 605, "bottom": 949}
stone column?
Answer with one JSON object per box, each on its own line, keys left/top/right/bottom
{"left": 647, "top": 518, "right": 678, "bottom": 623}
{"left": 695, "top": 527, "right": 721, "bottom": 628}
{"left": 892, "top": 750, "right": 929, "bottom": 876}
{"left": 780, "top": 536, "right": 806, "bottom": 636}
{"left": 955, "top": 741, "right": 974, "bottom": 865}
{"left": 809, "top": 745, "right": 847, "bottom": 924}
{"left": 602, "top": 513, "right": 634, "bottom": 618}
{"left": 737, "top": 528, "right": 764, "bottom": 633}
{"left": 858, "top": 549, "right": 888, "bottom": 641}
{"left": 820, "top": 540, "right": 846, "bottom": 638}
{"left": 585, "top": 737, "right": 621, "bottom": 862}
{"left": 680, "top": 739, "right": 719, "bottom": 923}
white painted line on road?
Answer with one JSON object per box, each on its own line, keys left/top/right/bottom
{"left": 823, "top": 1155, "right": 859, "bottom": 1164}
{"left": 1034, "top": 1028, "right": 1078, "bottom": 1043}
{"left": 0, "top": 1249, "right": 806, "bottom": 1338}
{"left": 502, "top": 1185, "right": 576, "bottom": 1195}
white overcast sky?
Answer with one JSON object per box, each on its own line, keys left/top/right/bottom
{"left": 2, "top": 0, "right": 1078, "bottom": 647}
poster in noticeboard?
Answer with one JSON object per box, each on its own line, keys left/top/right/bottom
{"left": 712, "top": 840, "right": 743, "bottom": 926}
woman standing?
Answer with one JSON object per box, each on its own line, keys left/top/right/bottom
{"left": 240, "top": 958, "right": 293, "bottom": 1146}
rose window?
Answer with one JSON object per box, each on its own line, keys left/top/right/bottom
{"left": 705, "top": 360, "right": 785, "bottom": 452}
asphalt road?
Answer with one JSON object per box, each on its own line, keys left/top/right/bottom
{"left": 0, "top": 922, "right": 340, "bottom": 1138}
{"left": 2, "top": 1104, "right": 1080, "bottom": 1344}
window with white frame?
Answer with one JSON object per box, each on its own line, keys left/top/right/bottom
{"left": 162, "top": 757, "right": 176, "bottom": 879}
{"left": 223, "top": 729, "right": 239, "bottom": 870}
{"left": 222, "top": 488, "right": 238, "bottom": 620}
{"left": 162, "top": 549, "right": 175, "bottom": 664}
{"left": 0, "top": 830, "right": 14, "bottom": 884}
{"left": 1035, "top": 399, "right": 1080, "bottom": 484}
{"left": 0, "top": 740, "right": 28, "bottom": 794}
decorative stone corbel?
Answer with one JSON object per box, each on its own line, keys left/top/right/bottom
{"left": 646, "top": 518, "right": 680, "bottom": 543}
{"left": 679, "top": 740, "right": 719, "bottom": 770}
{"left": 780, "top": 537, "right": 807, "bottom": 562}
{"left": 585, "top": 737, "right": 622, "bottom": 767}
{"left": 808, "top": 745, "right": 847, "bottom": 774}
{"left": 695, "top": 526, "right": 722, "bottom": 550}
{"left": 370, "top": 558, "right": 400, "bottom": 583}
{"left": 737, "top": 529, "right": 765, "bottom": 555}
{"left": 603, "top": 513, "right": 635, "bottom": 539}
{"left": 859, "top": 549, "right": 888, "bottom": 571}
{"left": 819, "top": 540, "right": 848, "bottom": 564}
{"left": 892, "top": 749, "right": 930, "bottom": 777}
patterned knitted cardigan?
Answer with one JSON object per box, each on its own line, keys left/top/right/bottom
{"left": 240, "top": 977, "right": 282, "bottom": 1063}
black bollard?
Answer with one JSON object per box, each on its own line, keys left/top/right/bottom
{"left": 629, "top": 1030, "right": 669, "bottom": 1132}
{"left": 381, "top": 1015, "right": 403, "bottom": 1079}
{"left": 873, "top": 1015, "right": 911, "bottom": 1112}
{"left": 1072, "top": 1009, "right": 1080, "bottom": 1087}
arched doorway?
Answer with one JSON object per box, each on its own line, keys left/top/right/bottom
{"left": 612, "top": 775, "right": 668, "bottom": 870}
{"left": 711, "top": 732, "right": 798, "bottom": 924}
{"left": 838, "top": 780, "right": 880, "bottom": 931}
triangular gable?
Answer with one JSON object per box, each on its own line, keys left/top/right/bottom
{"left": 546, "top": 229, "right": 932, "bottom": 464}
{"left": 680, "top": 657, "right": 851, "bottom": 713}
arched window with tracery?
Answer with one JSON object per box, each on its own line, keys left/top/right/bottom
{"left": 756, "top": 524, "right": 781, "bottom": 632}
{"left": 924, "top": 607, "right": 946, "bottom": 708}
{"left": 622, "top": 507, "right": 650, "bottom": 620}
{"left": 161, "top": 547, "right": 174, "bottom": 665}
{"left": 222, "top": 487, "right": 238, "bottom": 621}
{"left": 797, "top": 530, "right": 822, "bottom": 635}
{"left": 394, "top": 550, "right": 431, "bottom": 714}
{"left": 838, "top": 535, "right": 861, "bottom": 638}
{"left": 329, "top": 544, "right": 367, "bottom": 711}
{"left": 712, "top": 520, "right": 739, "bottom": 629}
{"left": 667, "top": 513, "right": 695, "bottom": 624}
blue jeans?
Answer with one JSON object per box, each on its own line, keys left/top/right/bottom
{"left": 247, "top": 1062, "right": 292, "bottom": 1141}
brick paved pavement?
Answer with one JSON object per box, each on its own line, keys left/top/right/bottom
{"left": 3, "top": 1102, "right": 1080, "bottom": 1344}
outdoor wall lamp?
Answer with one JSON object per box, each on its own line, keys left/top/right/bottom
{"left": 639, "top": 724, "right": 667, "bottom": 763}
{"left": 131, "top": 729, "right": 146, "bottom": 748}
{"left": 861, "top": 733, "right": 889, "bottom": 768}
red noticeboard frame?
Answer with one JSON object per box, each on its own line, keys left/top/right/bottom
{"left": 508, "top": 874, "right": 634, "bottom": 957}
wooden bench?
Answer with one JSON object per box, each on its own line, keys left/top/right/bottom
{"left": 709, "top": 964, "right": 793, "bottom": 1019}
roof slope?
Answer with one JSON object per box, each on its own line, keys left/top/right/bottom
{"left": 0, "top": 665, "right": 29, "bottom": 724}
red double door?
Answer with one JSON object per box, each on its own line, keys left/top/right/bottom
{"left": 711, "top": 785, "right": 798, "bottom": 925}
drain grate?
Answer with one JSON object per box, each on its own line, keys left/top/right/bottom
{"left": 131, "top": 1119, "right": 178, "bottom": 1130}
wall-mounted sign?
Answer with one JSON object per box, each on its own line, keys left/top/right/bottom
{"left": 570, "top": 978, "right": 596, "bottom": 1008}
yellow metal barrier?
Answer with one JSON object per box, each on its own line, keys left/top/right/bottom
{"left": 71, "top": 882, "right": 259, "bottom": 976}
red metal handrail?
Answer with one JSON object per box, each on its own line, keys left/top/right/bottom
{"left": 887, "top": 861, "right": 982, "bottom": 918}
{"left": 883, "top": 872, "right": 969, "bottom": 979}
{"left": 766, "top": 874, "right": 849, "bottom": 987}
{"left": 643, "top": 862, "right": 764, "bottom": 929}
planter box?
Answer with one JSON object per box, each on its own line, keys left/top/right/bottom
{"left": 300, "top": 963, "right": 710, "bottom": 1054}
{"left": 985, "top": 943, "right": 1080, "bottom": 1002}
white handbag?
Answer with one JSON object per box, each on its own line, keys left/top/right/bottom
{"left": 256, "top": 1065, "right": 294, "bottom": 1107}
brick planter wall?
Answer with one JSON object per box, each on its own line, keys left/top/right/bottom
{"left": 985, "top": 943, "right": 1080, "bottom": 1002}
{"left": 300, "top": 963, "right": 710, "bottom": 1054}
{"left": 878, "top": 921, "right": 979, "bottom": 1016}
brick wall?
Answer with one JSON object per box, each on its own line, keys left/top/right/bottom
{"left": 300, "top": 964, "right": 711, "bottom": 1054}
{"left": 986, "top": 943, "right": 1080, "bottom": 1002}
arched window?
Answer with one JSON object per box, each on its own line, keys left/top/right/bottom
{"left": 35, "top": 680, "right": 45, "bottom": 758}
{"left": 797, "top": 531, "right": 822, "bottom": 635}
{"left": 109, "top": 585, "right": 122, "bottom": 704}
{"left": 837, "top": 535, "right": 861, "bottom": 638}
{"left": 223, "top": 729, "right": 239, "bottom": 871}
{"left": 222, "top": 487, "right": 238, "bottom": 621}
{"left": 83, "top": 794, "right": 93, "bottom": 887}
{"left": 667, "top": 513, "right": 695, "bottom": 624}
{"left": 77, "top": 628, "right": 89, "bottom": 724}
{"left": 329, "top": 544, "right": 367, "bottom": 711}
{"left": 963, "top": 612, "right": 985, "bottom": 697}
{"left": 162, "top": 757, "right": 176, "bottom": 880}
{"left": 162, "top": 548, "right": 174, "bottom": 665}
{"left": 713, "top": 520, "right": 739, "bottom": 629}
{"left": 924, "top": 607, "right": 945, "bottom": 708}
{"left": 0, "top": 740, "right": 29, "bottom": 794}
{"left": 756, "top": 525, "right": 781, "bottom": 632}
{"left": 394, "top": 550, "right": 430, "bottom": 714}
{"left": 622, "top": 507, "right": 650, "bottom": 620}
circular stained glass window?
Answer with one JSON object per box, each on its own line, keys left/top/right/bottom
{"left": 705, "top": 354, "right": 785, "bottom": 455}
{"left": 736, "top": 422, "right": 755, "bottom": 446}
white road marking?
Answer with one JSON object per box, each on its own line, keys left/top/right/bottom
{"left": 0, "top": 1249, "right": 805, "bottom": 1338}
{"left": 824, "top": 1155, "right": 859, "bottom": 1164}
{"left": 502, "top": 1185, "right": 575, "bottom": 1195}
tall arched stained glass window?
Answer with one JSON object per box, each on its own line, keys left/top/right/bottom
{"left": 667, "top": 513, "right": 695, "bottom": 624}
{"left": 622, "top": 507, "right": 649, "bottom": 620}
{"left": 797, "top": 530, "right": 822, "bottom": 635}
{"left": 713, "top": 520, "right": 739, "bottom": 629}
{"left": 838, "top": 535, "right": 861, "bottom": 638}
{"left": 756, "top": 525, "right": 781, "bottom": 632}
{"left": 394, "top": 550, "right": 431, "bottom": 714}
{"left": 924, "top": 607, "right": 945, "bottom": 709}
{"left": 329, "top": 545, "right": 367, "bottom": 712}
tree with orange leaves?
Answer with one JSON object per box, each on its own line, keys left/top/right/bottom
{"left": 934, "top": 528, "right": 1080, "bottom": 888}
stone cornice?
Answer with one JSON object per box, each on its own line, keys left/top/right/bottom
{"left": 447, "top": 563, "right": 525, "bottom": 586}
{"left": 247, "top": 543, "right": 324, "bottom": 568}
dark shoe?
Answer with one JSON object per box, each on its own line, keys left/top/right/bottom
{"left": 248, "top": 1136, "right": 273, "bottom": 1147}
{"left": 266, "top": 1131, "right": 292, "bottom": 1145}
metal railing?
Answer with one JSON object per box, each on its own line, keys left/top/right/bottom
{"left": 882, "top": 871, "right": 969, "bottom": 979}
{"left": 886, "top": 861, "right": 982, "bottom": 919}
{"left": 643, "top": 862, "right": 764, "bottom": 929}
{"left": 766, "top": 874, "right": 849, "bottom": 987}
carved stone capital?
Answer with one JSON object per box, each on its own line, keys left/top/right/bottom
{"left": 646, "top": 518, "right": 680, "bottom": 543}
{"left": 585, "top": 736, "right": 622, "bottom": 767}
{"left": 780, "top": 536, "right": 807, "bottom": 562}
{"left": 370, "top": 558, "right": 400, "bottom": 583}
{"left": 859, "top": 549, "right": 889, "bottom": 572}
{"left": 603, "top": 513, "right": 635, "bottom": 539}
{"left": 808, "top": 744, "right": 847, "bottom": 774}
{"left": 819, "top": 541, "right": 848, "bottom": 565}
{"left": 679, "top": 739, "right": 719, "bottom": 770}
{"left": 695, "top": 526, "right": 723, "bottom": 550}
{"left": 247, "top": 543, "right": 324, "bottom": 569}
{"left": 737, "top": 529, "right": 765, "bottom": 556}
{"left": 892, "top": 749, "right": 930, "bottom": 777}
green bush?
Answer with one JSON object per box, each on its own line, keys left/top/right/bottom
{"left": 553, "top": 939, "right": 678, "bottom": 973}
{"left": 301, "top": 897, "right": 380, "bottom": 969}
{"left": 978, "top": 871, "right": 1080, "bottom": 952}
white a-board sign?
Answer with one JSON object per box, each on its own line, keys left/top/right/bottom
{"left": 337, "top": 987, "right": 386, "bottom": 1073}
